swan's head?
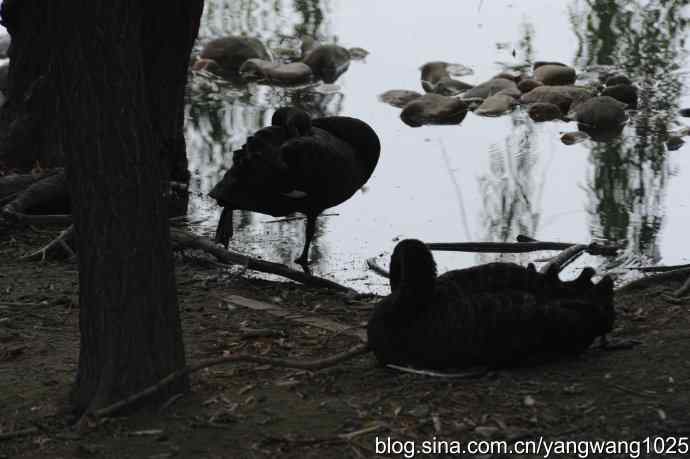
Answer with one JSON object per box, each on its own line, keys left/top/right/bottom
{"left": 271, "top": 107, "right": 312, "bottom": 138}
{"left": 389, "top": 239, "right": 437, "bottom": 294}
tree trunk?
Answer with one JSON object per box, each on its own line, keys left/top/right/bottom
{"left": 1, "top": 0, "right": 203, "bottom": 414}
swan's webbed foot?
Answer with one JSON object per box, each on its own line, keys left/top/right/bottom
{"left": 214, "top": 208, "right": 234, "bottom": 248}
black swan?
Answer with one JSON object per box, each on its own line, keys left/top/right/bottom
{"left": 367, "top": 239, "right": 615, "bottom": 370}
{"left": 209, "top": 107, "right": 381, "bottom": 264}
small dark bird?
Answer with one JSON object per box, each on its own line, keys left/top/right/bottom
{"left": 367, "top": 239, "right": 615, "bottom": 370}
{"left": 209, "top": 107, "right": 381, "bottom": 264}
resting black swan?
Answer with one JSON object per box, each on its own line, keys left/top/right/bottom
{"left": 209, "top": 107, "right": 381, "bottom": 264}
{"left": 367, "top": 239, "right": 615, "bottom": 370}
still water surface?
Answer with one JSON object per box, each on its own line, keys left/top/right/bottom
{"left": 185, "top": 0, "right": 690, "bottom": 293}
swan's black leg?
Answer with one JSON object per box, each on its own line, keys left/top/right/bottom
{"left": 214, "top": 208, "right": 234, "bottom": 248}
{"left": 295, "top": 214, "right": 317, "bottom": 265}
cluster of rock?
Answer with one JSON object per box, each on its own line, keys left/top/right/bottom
{"left": 379, "top": 60, "right": 655, "bottom": 143}
{"left": 192, "top": 35, "right": 367, "bottom": 86}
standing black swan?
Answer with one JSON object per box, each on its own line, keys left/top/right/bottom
{"left": 367, "top": 239, "right": 615, "bottom": 370}
{"left": 209, "top": 107, "right": 381, "bottom": 264}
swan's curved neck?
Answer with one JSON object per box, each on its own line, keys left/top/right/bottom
{"left": 389, "top": 240, "right": 437, "bottom": 298}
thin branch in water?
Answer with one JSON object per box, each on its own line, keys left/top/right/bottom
{"left": 538, "top": 244, "right": 587, "bottom": 274}
{"left": 366, "top": 257, "right": 390, "bottom": 279}
{"left": 171, "top": 228, "right": 355, "bottom": 293}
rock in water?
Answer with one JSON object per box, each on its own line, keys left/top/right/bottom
{"left": 561, "top": 131, "right": 590, "bottom": 145}
{"left": 462, "top": 78, "right": 518, "bottom": 100}
{"left": 528, "top": 103, "right": 562, "bottom": 122}
{"left": 533, "top": 63, "right": 576, "bottom": 85}
{"left": 518, "top": 79, "right": 543, "bottom": 93}
{"left": 239, "top": 59, "right": 313, "bottom": 85}
{"left": 521, "top": 85, "right": 595, "bottom": 114}
{"left": 194, "top": 36, "right": 270, "bottom": 76}
{"left": 601, "top": 84, "right": 638, "bottom": 108}
{"left": 303, "top": 44, "right": 351, "bottom": 83}
{"left": 605, "top": 74, "right": 632, "bottom": 86}
{"left": 572, "top": 96, "right": 627, "bottom": 128}
{"left": 378, "top": 90, "right": 423, "bottom": 108}
{"left": 475, "top": 94, "right": 517, "bottom": 117}
{"left": 400, "top": 94, "right": 468, "bottom": 127}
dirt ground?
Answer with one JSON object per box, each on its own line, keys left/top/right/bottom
{"left": 1, "top": 223, "right": 690, "bottom": 459}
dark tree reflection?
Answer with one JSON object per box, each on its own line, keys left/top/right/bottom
{"left": 477, "top": 21, "right": 543, "bottom": 265}
{"left": 570, "top": 0, "right": 688, "bottom": 264}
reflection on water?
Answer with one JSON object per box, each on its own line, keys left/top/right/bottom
{"left": 477, "top": 22, "right": 541, "bottom": 266}
{"left": 185, "top": 0, "right": 690, "bottom": 292}
{"left": 572, "top": 0, "right": 688, "bottom": 267}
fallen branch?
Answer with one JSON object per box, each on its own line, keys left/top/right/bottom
{"left": 386, "top": 364, "right": 488, "bottom": 379}
{"left": 4, "top": 213, "right": 72, "bottom": 225}
{"left": 79, "top": 343, "right": 369, "bottom": 425}
{"left": 625, "top": 263, "right": 690, "bottom": 273}
{"left": 263, "top": 213, "right": 339, "bottom": 224}
{"left": 220, "top": 294, "right": 367, "bottom": 342}
{"left": 20, "top": 225, "right": 75, "bottom": 261}
{"left": 171, "top": 228, "right": 355, "bottom": 293}
{"left": 538, "top": 244, "right": 588, "bottom": 274}
{"left": 366, "top": 257, "right": 389, "bottom": 278}
{"left": 427, "top": 240, "right": 617, "bottom": 256}
{"left": 0, "top": 427, "right": 39, "bottom": 442}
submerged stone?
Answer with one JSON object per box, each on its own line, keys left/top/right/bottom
{"left": 605, "top": 74, "right": 632, "bottom": 86}
{"left": 528, "top": 103, "right": 562, "bottom": 122}
{"left": 378, "top": 89, "right": 423, "bottom": 108}
{"left": 518, "top": 79, "right": 543, "bottom": 93}
{"left": 601, "top": 84, "right": 638, "bottom": 108}
{"left": 572, "top": 96, "right": 627, "bottom": 128}
{"left": 462, "top": 78, "right": 518, "bottom": 99}
{"left": 534, "top": 64, "right": 576, "bottom": 86}
{"left": 521, "top": 85, "right": 594, "bottom": 114}
{"left": 400, "top": 93, "right": 468, "bottom": 127}
{"left": 475, "top": 94, "right": 517, "bottom": 116}
{"left": 561, "top": 131, "right": 590, "bottom": 145}
{"left": 239, "top": 59, "right": 313, "bottom": 84}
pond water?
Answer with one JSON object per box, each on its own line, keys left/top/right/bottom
{"left": 184, "top": 0, "right": 690, "bottom": 294}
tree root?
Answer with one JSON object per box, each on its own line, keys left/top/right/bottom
{"left": 76, "top": 343, "right": 369, "bottom": 430}
{"left": 20, "top": 225, "right": 75, "bottom": 261}
{"left": 0, "top": 427, "right": 39, "bottom": 442}
{"left": 170, "top": 228, "right": 355, "bottom": 293}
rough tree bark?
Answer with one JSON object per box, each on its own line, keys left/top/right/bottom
{"left": 1, "top": 0, "right": 203, "bottom": 414}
